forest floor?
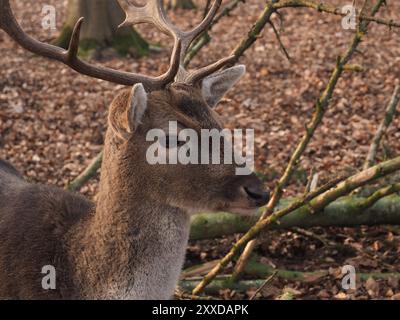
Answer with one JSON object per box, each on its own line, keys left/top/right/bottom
{"left": 0, "top": 0, "right": 400, "bottom": 299}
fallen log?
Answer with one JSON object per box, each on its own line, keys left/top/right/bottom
{"left": 180, "top": 259, "right": 400, "bottom": 294}
{"left": 242, "top": 259, "right": 400, "bottom": 282}
{"left": 180, "top": 278, "right": 265, "bottom": 294}
{"left": 190, "top": 195, "right": 400, "bottom": 240}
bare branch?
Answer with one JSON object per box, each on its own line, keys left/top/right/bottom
{"left": 364, "top": 84, "right": 400, "bottom": 170}
{"left": 269, "top": 20, "right": 291, "bottom": 61}
{"left": 192, "top": 154, "right": 400, "bottom": 295}
{"left": 228, "top": 0, "right": 387, "bottom": 284}
{"left": 274, "top": 0, "right": 400, "bottom": 29}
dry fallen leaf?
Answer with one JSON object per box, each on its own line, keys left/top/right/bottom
{"left": 365, "top": 278, "right": 380, "bottom": 298}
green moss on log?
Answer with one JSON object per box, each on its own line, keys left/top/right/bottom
{"left": 190, "top": 196, "right": 400, "bottom": 240}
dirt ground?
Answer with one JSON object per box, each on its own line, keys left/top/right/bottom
{"left": 0, "top": 0, "right": 399, "bottom": 299}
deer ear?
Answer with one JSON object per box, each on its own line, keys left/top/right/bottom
{"left": 109, "top": 83, "right": 148, "bottom": 140}
{"left": 201, "top": 65, "right": 246, "bottom": 108}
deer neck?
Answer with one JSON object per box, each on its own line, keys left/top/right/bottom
{"left": 70, "top": 136, "right": 191, "bottom": 300}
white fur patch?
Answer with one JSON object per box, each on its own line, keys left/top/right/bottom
{"left": 128, "top": 83, "right": 148, "bottom": 132}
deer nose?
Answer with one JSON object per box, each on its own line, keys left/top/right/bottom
{"left": 244, "top": 186, "right": 270, "bottom": 207}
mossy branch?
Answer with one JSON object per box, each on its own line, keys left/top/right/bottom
{"left": 192, "top": 153, "right": 400, "bottom": 295}
{"left": 273, "top": 0, "right": 400, "bottom": 29}
{"left": 190, "top": 193, "right": 400, "bottom": 240}
{"left": 229, "top": 0, "right": 386, "bottom": 283}
{"left": 227, "top": 1, "right": 278, "bottom": 67}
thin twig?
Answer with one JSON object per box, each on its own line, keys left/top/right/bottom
{"left": 269, "top": 20, "right": 291, "bottom": 61}
{"left": 292, "top": 227, "right": 335, "bottom": 247}
{"left": 304, "top": 168, "right": 316, "bottom": 195}
{"left": 67, "top": 151, "right": 103, "bottom": 192}
{"left": 174, "top": 289, "right": 216, "bottom": 300}
{"left": 310, "top": 173, "right": 319, "bottom": 192}
{"left": 249, "top": 271, "right": 278, "bottom": 300}
{"left": 364, "top": 84, "right": 400, "bottom": 170}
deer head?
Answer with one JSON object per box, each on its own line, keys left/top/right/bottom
{"left": 0, "top": 0, "right": 269, "bottom": 215}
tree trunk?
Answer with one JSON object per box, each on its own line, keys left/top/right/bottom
{"left": 55, "top": 0, "right": 149, "bottom": 57}
{"left": 190, "top": 196, "right": 400, "bottom": 240}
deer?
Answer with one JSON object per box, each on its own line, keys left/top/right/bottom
{"left": 0, "top": 0, "right": 269, "bottom": 300}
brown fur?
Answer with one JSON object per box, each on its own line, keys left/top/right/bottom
{"left": 0, "top": 84, "right": 268, "bottom": 299}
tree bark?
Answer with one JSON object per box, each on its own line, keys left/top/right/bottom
{"left": 190, "top": 196, "right": 400, "bottom": 240}
{"left": 55, "top": 0, "right": 149, "bottom": 57}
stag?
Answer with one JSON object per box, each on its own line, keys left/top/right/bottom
{"left": 0, "top": 0, "right": 269, "bottom": 299}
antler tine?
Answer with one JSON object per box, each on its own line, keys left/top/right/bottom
{"left": 0, "top": 0, "right": 181, "bottom": 90}
{"left": 67, "top": 17, "right": 84, "bottom": 61}
{"left": 181, "top": 0, "right": 221, "bottom": 53}
{"left": 119, "top": 0, "right": 222, "bottom": 60}
{"left": 119, "top": 0, "right": 174, "bottom": 36}
{"left": 119, "top": 0, "right": 236, "bottom": 85}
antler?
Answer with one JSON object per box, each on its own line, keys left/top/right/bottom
{"left": 0, "top": 0, "right": 181, "bottom": 91}
{"left": 118, "top": 0, "right": 236, "bottom": 85}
